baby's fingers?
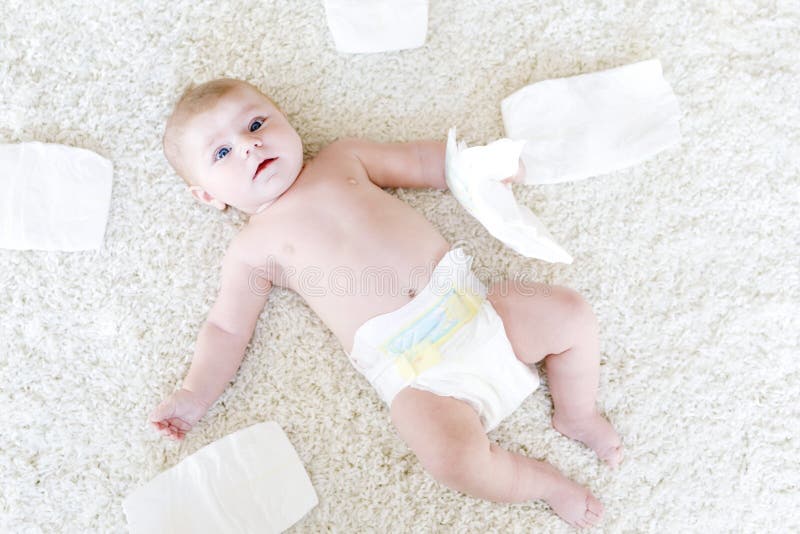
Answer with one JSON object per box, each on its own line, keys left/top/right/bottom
{"left": 157, "top": 425, "right": 182, "bottom": 441}
{"left": 164, "top": 424, "right": 186, "bottom": 441}
{"left": 149, "top": 399, "right": 176, "bottom": 423}
{"left": 152, "top": 421, "right": 173, "bottom": 435}
{"left": 167, "top": 418, "right": 192, "bottom": 432}
{"left": 163, "top": 418, "right": 191, "bottom": 439}
{"left": 150, "top": 419, "right": 185, "bottom": 441}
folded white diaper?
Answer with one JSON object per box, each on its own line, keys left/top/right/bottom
{"left": 501, "top": 58, "right": 682, "bottom": 184}
{"left": 323, "top": 0, "right": 428, "bottom": 53}
{"left": 123, "top": 422, "right": 318, "bottom": 534}
{"left": 0, "top": 142, "right": 113, "bottom": 251}
{"left": 445, "top": 128, "right": 574, "bottom": 263}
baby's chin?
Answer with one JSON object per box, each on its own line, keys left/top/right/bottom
{"left": 241, "top": 166, "right": 302, "bottom": 213}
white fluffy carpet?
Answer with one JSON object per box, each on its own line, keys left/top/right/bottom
{"left": 2, "top": 0, "right": 798, "bottom": 531}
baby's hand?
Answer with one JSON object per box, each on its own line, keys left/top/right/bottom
{"left": 501, "top": 158, "right": 527, "bottom": 185}
{"left": 149, "top": 388, "right": 210, "bottom": 441}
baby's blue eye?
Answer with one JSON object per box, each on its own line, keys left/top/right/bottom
{"left": 249, "top": 119, "right": 263, "bottom": 132}
{"left": 215, "top": 147, "right": 230, "bottom": 160}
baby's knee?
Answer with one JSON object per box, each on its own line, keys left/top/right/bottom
{"left": 417, "top": 439, "right": 488, "bottom": 488}
{"left": 555, "top": 286, "right": 599, "bottom": 336}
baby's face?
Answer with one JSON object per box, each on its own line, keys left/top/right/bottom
{"left": 181, "top": 85, "right": 304, "bottom": 214}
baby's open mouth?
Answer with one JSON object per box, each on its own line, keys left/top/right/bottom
{"left": 253, "top": 157, "right": 278, "bottom": 180}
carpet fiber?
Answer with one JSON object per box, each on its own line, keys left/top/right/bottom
{"left": 1, "top": 0, "right": 798, "bottom": 531}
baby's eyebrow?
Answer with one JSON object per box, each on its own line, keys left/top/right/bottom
{"left": 240, "top": 103, "right": 261, "bottom": 116}
{"left": 204, "top": 136, "right": 222, "bottom": 153}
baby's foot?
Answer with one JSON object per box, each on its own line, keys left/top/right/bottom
{"left": 552, "top": 411, "right": 624, "bottom": 469}
{"left": 540, "top": 463, "right": 604, "bottom": 528}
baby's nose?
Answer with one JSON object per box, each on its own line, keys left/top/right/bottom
{"left": 239, "top": 136, "right": 263, "bottom": 157}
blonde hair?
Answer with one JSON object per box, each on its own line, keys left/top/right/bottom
{"left": 162, "top": 78, "right": 275, "bottom": 184}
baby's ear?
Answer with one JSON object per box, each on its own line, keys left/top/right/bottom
{"left": 188, "top": 186, "right": 227, "bottom": 210}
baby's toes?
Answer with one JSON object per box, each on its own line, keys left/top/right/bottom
{"left": 603, "top": 443, "right": 624, "bottom": 469}
{"left": 585, "top": 494, "right": 604, "bottom": 525}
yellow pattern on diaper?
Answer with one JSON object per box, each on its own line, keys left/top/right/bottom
{"left": 383, "top": 287, "right": 483, "bottom": 380}
{"left": 394, "top": 340, "right": 442, "bottom": 380}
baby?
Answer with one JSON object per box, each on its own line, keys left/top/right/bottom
{"left": 150, "top": 78, "right": 623, "bottom": 529}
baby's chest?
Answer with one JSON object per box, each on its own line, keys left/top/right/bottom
{"left": 243, "top": 180, "right": 381, "bottom": 265}
{"left": 300, "top": 171, "right": 398, "bottom": 230}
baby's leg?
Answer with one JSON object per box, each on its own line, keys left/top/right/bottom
{"left": 488, "top": 282, "right": 623, "bottom": 468}
{"left": 390, "top": 387, "right": 603, "bottom": 528}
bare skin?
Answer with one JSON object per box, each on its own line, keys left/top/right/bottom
{"left": 235, "top": 145, "right": 454, "bottom": 352}
{"left": 150, "top": 81, "right": 622, "bottom": 528}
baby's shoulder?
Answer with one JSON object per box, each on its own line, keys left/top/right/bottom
{"left": 311, "top": 138, "right": 367, "bottom": 169}
{"left": 290, "top": 140, "right": 368, "bottom": 188}
{"left": 225, "top": 223, "right": 277, "bottom": 270}
{"left": 316, "top": 137, "right": 358, "bottom": 156}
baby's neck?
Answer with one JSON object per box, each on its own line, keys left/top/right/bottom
{"left": 249, "top": 163, "right": 308, "bottom": 217}
{"left": 253, "top": 200, "right": 275, "bottom": 214}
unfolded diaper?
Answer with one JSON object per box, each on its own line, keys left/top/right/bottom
{"left": 501, "top": 58, "right": 682, "bottom": 184}
{"left": 0, "top": 142, "right": 113, "bottom": 251}
{"left": 445, "top": 59, "right": 681, "bottom": 263}
{"left": 348, "top": 248, "right": 539, "bottom": 432}
{"left": 323, "top": 0, "right": 428, "bottom": 53}
{"left": 445, "top": 128, "right": 574, "bottom": 263}
{"left": 123, "top": 422, "right": 318, "bottom": 534}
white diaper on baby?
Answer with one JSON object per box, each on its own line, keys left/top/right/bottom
{"left": 347, "top": 248, "right": 539, "bottom": 432}
{"left": 323, "top": 0, "right": 428, "bottom": 53}
{"left": 0, "top": 142, "right": 113, "bottom": 251}
{"left": 445, "top": 128, "right": 574, "bottom": 264}
{"left": 501, "top": 58, "right": 682, "bottom": 184}
{"left": 123, "top": 422, "right": 318, "bottom": 534}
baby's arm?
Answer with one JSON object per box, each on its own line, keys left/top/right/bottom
{"left": 334, "top": 137, "right": 525, "bottom": 189}
{"left": 334, "top": 138, "right": 447, "bottom": 190}
{"left": 150, "top": 238, "right": 271, "bottom": 440}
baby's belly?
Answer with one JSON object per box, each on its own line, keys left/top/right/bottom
{"left": 270, "top": 173, "right": 452, "bottom": 352}
{"left": 294, "top": 239, "right": 451, "bottom": 354}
